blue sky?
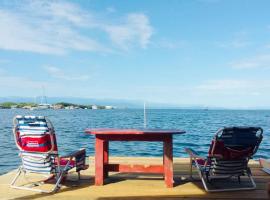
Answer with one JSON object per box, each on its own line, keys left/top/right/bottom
{"left": 0, "top": 0, "right": 270, "bottom": 108}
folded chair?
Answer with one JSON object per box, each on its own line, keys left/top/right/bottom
{"left": 10, "top": 115, "right": 89, "bottom": 193}
{"left": 185, "top": 127, "right": 263, "bottom": 192}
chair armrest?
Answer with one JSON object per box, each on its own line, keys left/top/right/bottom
{"left": 185, "top": 148, "right": 206, "bottom": 160}
{"left": 60, "top": 148, "right": 86, "bottom": 159}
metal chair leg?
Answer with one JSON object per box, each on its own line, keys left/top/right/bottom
{"left": 78, "top": 171, "right": 81, "bottom": 180}
{"left": 189, "top": 157, "right": 193, "bottom": 179}
{"left": 10, "top": 167, "right": 22, "bottom": 187}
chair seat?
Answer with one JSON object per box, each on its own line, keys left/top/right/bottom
{"left": 59, "top": 158, "right": 76, "bottom": 168}
{"left": 53, "top": 158, "right": 76, "bottom": 171}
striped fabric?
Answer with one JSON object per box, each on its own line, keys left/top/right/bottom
{"left": 221, "top": 127, "right": 261, "bottom": 149}
{"left": 21, "top": 152, "right": 54, "bottom": 174}
{"left": 19, "top": 129, "right": 49, "bottom": 137}
{"left": 17, "top": 116, "right": 49, "bottom": 133}
{"left": 203, "top": 127, "right": 263, "bottom": 177}
{"left": 11, "top": 115, "right": 88, "bottom": 193}
{"left": 16, "top": 116, "right": 56, "bottom": 174}
{"left": 209, "top": 158, "right": 248, "bottom": 176}
{"left": 14, "top": 115, "right": 86, "bottom": 174}
{"left": 15, "top": 115, "right": 57, "bottom": 152}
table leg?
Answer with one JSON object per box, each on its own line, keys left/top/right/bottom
{"left": 104, "top": 141, "right": 109, "bottom": 178}
{"left": 163, "top": 136, "right": 173, "bottom": 188}
{"left": 95, "top": 137, "right": 105, "bottom": 186}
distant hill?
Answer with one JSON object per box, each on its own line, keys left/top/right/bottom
{"left": 2, "top": 96, "right": 266, "bottom": 109}
{"left": 0, "top": 96, "right": 144, "bottom": 108}
{"left": 0, "top": 96, "right": 206, "bottom": 109}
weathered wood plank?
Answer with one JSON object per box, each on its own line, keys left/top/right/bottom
{"left": 0, "top": 156, "right": 269, "bottom": 200}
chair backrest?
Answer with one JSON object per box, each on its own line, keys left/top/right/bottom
{"left": 207, "top": 127, "right": 263, "bottom": 176}
{"left": 208, "top": 127, "right": 263, "bottom": 160}
{"left": 20, "top": 152, "right": 54, "bottom": 174}
{"left": 13, "top": 115, "right": 58, "bottom": 174}
{"left": 13, "top": 115, "right": 58, "bottom": 153}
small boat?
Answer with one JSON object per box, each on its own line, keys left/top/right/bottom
{"left": 37, "top": 103, "right": 51, "bottom": 110}
{"left": 30, "top": 87, "right": 51, "bottom": 110}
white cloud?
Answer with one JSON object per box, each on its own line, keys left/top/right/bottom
{"left": 0, "top": 59, "right": 10, "bottom": 64}
{"left": 230, "top": 54, "right": 270, "bottom": 69}
{"left": 0, "top": 68, "right": 6, "bottom": 75}
{"left": 0, "top": 73, "right": 83, "bottom": 97}
{"left": 44, "top": 66, "right": 90, "bottom": 81}
{"left": 155, "top": 38, "right": 187, "bottom": 49}
{"left": 195, "top": 79, "right": 270, "bottom": 94}
{"left": 0, "top": 1, "right": 153, "bottom": 54}
{"left": 196, "top": 79, "right": 250, "bottom": 91}
{"left": 0, "top": 2, "right": 108, "bottom": 54}
{"left": 0, "top": 75, "right": 47, "bottom": 92}
{"left": 106, "top": 7, "right": 116, "bottom": 13}
{"left": 133, "top": 79, "right": 270, "bottom": 98}
{"left": 102, "top": 13, "right": 153, "bottom": 50}
{"left": 120, "top": 78, "right": 267, "bottom": 96}
{"left": 217, "top": 31, "right": 250, "bottom": 49}
{"left": 187, "top": 79, "right": 270, "bottom": 108}
{"left": 218, "top": 40, "right": 250, "bottom": 48}
{"left": 198, "top": 0, "right": 221, "bottom": 3}
{"left": 265, "top": 44, "right": 270, "bottom": 48}
{"left": 101, "top": 79, "right": 270, "bottom": 108}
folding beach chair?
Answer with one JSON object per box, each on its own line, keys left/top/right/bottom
{"left": 185, "top": 127, "right": 263, "bottom": 192}
{"left": 10, "top": 115, "right": 88, "bottom": 193}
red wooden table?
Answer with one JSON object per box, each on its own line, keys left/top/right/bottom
{"left": 85, "top": 128, "right": 185, "bottom": 188}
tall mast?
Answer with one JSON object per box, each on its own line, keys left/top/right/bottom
{"left": 41, "top": 85, "right": 47, "bottom": 104}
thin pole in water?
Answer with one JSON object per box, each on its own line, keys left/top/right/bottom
{"left": 42, "top": 85, "right": 47, "bottom": 104}
{"left": 144, "top": 102, "right": 147, "bottom": 128}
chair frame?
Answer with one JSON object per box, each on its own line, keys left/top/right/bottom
{"left": 185, "top": 127, "right": 263, "bottom": 192}
{"left": 10, "top": 116, "right": 87, "bottom": 193}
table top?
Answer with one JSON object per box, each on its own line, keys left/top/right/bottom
{"left": 85, "top": 128, "right": 185, "bottom": 135}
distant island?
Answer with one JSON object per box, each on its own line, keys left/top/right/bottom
{"left": 0, "top": 102, "right": 114, "bottom": 110}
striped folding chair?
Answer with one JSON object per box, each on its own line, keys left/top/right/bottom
{"left": 185, "top": 127, "right": 263, "bottom": 192}
{"left": 10, "top": 115, "right": 88, "bottom": 193}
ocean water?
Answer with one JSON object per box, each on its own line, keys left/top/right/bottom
{"left": 0, "top": 109, "right": 269, "bottom": 175}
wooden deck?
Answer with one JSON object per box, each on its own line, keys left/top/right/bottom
{"left": 0, "top": 157, "right": 269, "bottom": 200}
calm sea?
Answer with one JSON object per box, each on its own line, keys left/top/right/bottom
{"left": 0, "top": 109, "right": 269, "bottom": 175}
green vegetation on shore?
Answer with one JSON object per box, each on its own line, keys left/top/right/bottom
{"left": 0, "top": 102, "right": 112, "bottom": 109}
{"left": 54, "top": 102, "right": 107, "bottom": 109}
{"left": 0, "top": 102, "right": 37, "bottom": 109}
